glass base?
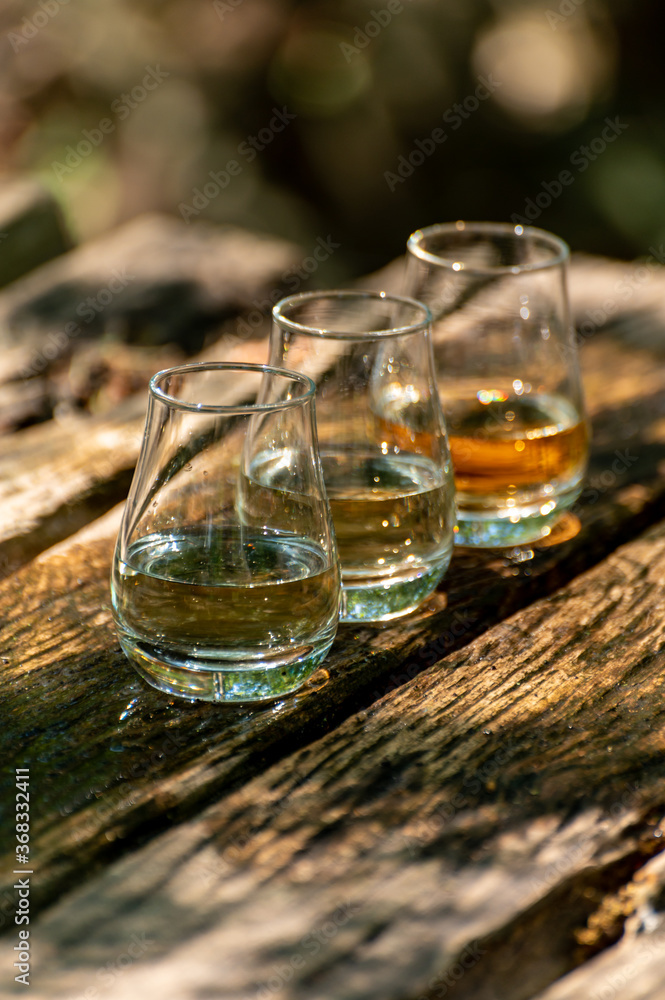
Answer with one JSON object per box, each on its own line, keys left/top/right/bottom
{"left": 340, "top": 558, "right": 450, "bottom": 623}
{"left": 118, "top": 636, "right": 335, "bottom": 703}
{"left": 454, "top": 496, "right": 578, "bottom": 548}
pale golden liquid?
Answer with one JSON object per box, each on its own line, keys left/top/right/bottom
{"left": 321, "top": 452, "right": 454, "bottom": 580}
{"left": 113, "top": 528, "right": 339, "bottom": 652}
{"left": 445, "top": 394, "right": 588, "bottom": 505}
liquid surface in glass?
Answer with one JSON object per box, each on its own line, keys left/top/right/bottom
{"left": 325, "top": 449, "right": 454, "bottom": 619}
{"left": 246, "top": 448, "right": 453, "bottom": 619}
{"left": 320, "top": 451, "right": 452, "bottom": 577}
{"left": 445, "top": 392, "right": 587, "bottom": 506}
{"left": 113, "top": 527, "right": 339, "bottom": 654}
{"left": 439, "top": 390, "right": 587, "bottom": 546}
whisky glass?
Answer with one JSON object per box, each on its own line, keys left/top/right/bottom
{"left": 110, "top": 362, "right": 340, "bottom": 703}
{"left": 405, "top": 222, "right": 588, "bottom": 547}
{"left": 270, "top": 291, "right": 456, "bottom": 622}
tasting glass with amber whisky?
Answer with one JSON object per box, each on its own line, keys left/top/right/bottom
{"left": 405, "top": 222, "right": 588, "bottom": 547}
{"left": 270, "top": 291, "right": 456, "bottom": 622}
{"left": 111, "top": 362, "right": 340, "bottom": 703}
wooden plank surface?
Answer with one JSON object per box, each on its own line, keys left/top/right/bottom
{"left": 2, "top": 250, "right": 665, "bottom": 998}
{"left": 0, "top": 212, "right": 300, "bottom": 576}
{"left": 3, "top": 252, "right": 665, "bottom": 579}
{"left": 3, "top": 502, "right": 665, "bottom": 998}
{"left": 1, "top": 305, "right": 665, "bottom": 905}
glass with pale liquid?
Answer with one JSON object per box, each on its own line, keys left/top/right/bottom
{"left": 111, "top": 362, "right": 340, "bottom": 702}
{"left": 405, "top": 222, "right": 589, "bottom": 547}
{"left": 271, "top": 291, "right": 456, "bottom": 622}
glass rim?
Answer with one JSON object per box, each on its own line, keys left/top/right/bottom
{"left": 149, "top": 361, "right": 316, "bottom": 414}
{"left": 407, "top": 221, "right": 570, "bottom": 275}
{"left": 272, "top": 290, "right": 432, "bottom": 339}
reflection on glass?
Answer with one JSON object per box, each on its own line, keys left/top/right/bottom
{"left": 405, "top": 222, "right": 589, "bottom": 547}
{"left": 271, "top": 291, "right": 456, "bottom": 621}
{"left": 111, "top": 362, "right": 340, "bottom": 703}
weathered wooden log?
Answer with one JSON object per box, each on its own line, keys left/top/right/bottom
{"left": 2, "top": 303, "right": 665, "bottom": 918}
{"left": 3, "top": 507, "right": 665, "bottom": 999}
{"left": 0, "top": 212, "right": 302, "bottom": 373}
{"left": 533, "top": 852, "right": 665, "bottom": 1000}
{"left": 2, "top": 250, "right": 665, "bottom": 999}
{"left": 0, "top": 337, "right": 271, "bottom": 579}
{"left": 0, "top": 377, "right": 51, "bottom": 432}
{"left": 2, "top": 251, "right": 665, "bottom": 580}
{"left": 0, "top": 177, "right": 72, "bottom": 290}
{"left": 0, "top": 401, "right": 144, "bottom": 579}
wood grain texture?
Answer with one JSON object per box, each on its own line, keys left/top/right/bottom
{"left": 0, "top": 404, "right": 144, "bottom": 579}
{"left": 3, "top": 252, "right": 665, "bottom": 577}
{"left": 532, "top": 850, "right": 665, "bottom": 1000}
{"left": 2, "top": 311, "right": 665, "bottom": 921}
{"left": 3, "top": 509, "right": 665, "bottom": 999}
{"left": 0, "top": 337, "right": 272, "bottom": 579}
{"left": 3, "top": 252, "right": 665, "bottom": 999}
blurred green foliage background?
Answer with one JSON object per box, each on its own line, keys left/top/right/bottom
{"left": 1, "top": 0, "right": 663, "bottom": 276}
